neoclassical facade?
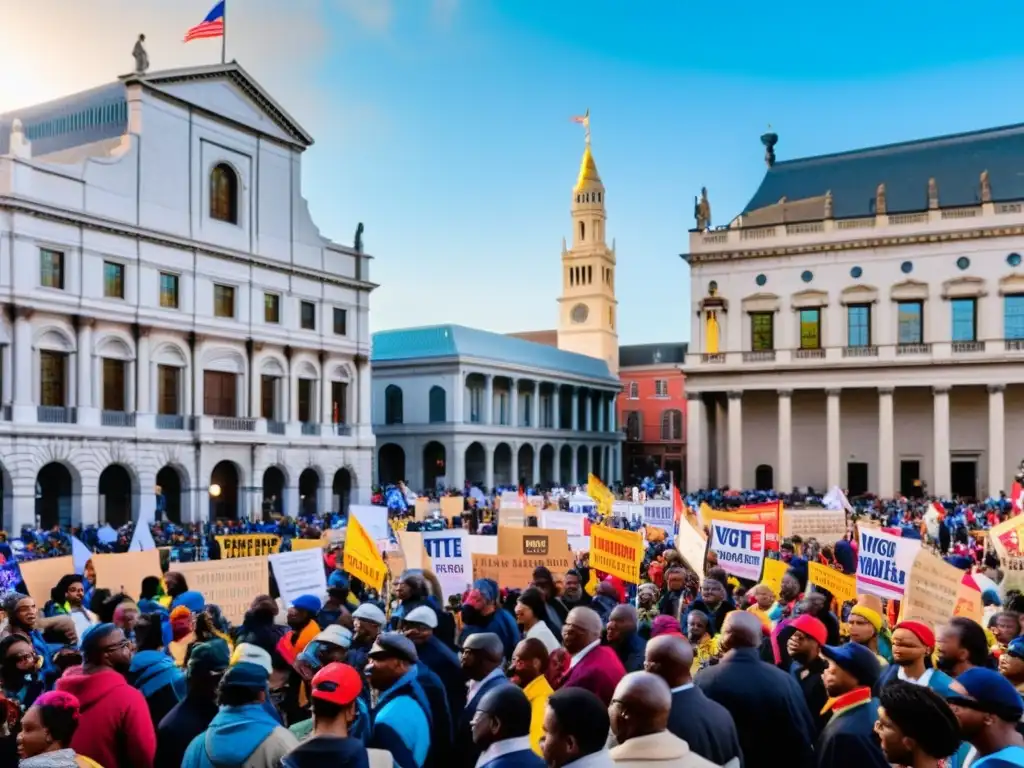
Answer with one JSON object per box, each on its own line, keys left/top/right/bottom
{"left": 372, "top": 324, "right": 623, "bottom": 491}
{"left": 684, "top": 125, "right": 1024, "bottom": 500}
{"left": 0, "top": 61, "right": 375, "bottom": 530}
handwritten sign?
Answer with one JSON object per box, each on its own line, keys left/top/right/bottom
{"left": 785, "top": 509, "right": 846, "bottom": 543}
{"left": 643, "top": 501, "right": 674, "bottom": 533}
{"left": 174, "top": 556, "right": 269, "bottom": 624}
{"left": 590, "top": 526, "right": 644, "bottom": 584}
{"left": 902, "top": 549, "right": 962, "bottom": 628}
{"left": 215, "top": 534, "right": 281, "bottom": 559}
{"left": 808, "top": 561, "right": 857, "bottom": 604}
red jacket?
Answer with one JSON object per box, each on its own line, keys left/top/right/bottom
{"left": 558, "top": 645, "right": 626, "bottom": 706}
{"left": 55, "top": 666, "right": 156, "bottom": 768}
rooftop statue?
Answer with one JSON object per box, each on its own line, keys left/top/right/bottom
{"left": 133, "top": 34, "right": 149, "bottom": 75}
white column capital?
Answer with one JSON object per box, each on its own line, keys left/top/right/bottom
{"left": 933, "top": 386, "right": 951, "bottom": 396}
{"left": 777, "top": 389, "right": 793, "bottom": 398}
{"left": 988, "top": 384, "right": 1006, "bottom": 394}
{"left": 878, "top": 387, "right": 895, "bottom": 396}
{"left": 727, "top": 390, "right": 743, "bottom": 401}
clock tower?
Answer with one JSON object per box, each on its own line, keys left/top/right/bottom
{"left": 557, "top": 115, "right": 619, "bottom": 375}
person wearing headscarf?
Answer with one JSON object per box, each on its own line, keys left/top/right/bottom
{"left": 168, "top": 607, "right": 195, "bottom": 668}
{"left": 636, "top": 583, "right": 659, "bottom": 640}
{"left": 459, "top": 579, "right": 520, "bottom": 662}
{"left": 14, "top": 690, "right": 102, "bottom": 767}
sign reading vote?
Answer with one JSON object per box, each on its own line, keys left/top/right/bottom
{"left": 423, "top": 536, "right": 464, "bottom": 559}
{"left": 856, "top": 527, "right": 920, "bottom": 600}
{"left": 421, "top": 529, "right": 471, "bottom": 600}
{"left": 710, "top": 520, "right": 765, "bottom": 581}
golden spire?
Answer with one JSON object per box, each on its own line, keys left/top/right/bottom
{"left": 570, "top": 109, "right": 600, "bottom": 191}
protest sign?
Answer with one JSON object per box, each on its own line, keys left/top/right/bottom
{"left": 500, "top": 491, "right": 524, "bottom": 509}
{"left": 270, "top": 547, "right": 329, "bottom": 607}
{"left": 785, "top": 508, "right": 846, "bottom": 544}
{"left": 541, "top": 510, "right": 586, "bottom": 537}
{"left": 215, "top": 534, "right": 281, "bottom": 559}
{"left": 761, "top": 558, "right": 788, "bottom": 595}
{"left": 440, "top": 497, "right": 463, "bottom": 519}
{"left": 473, "top": 527, "right": 572, "bottom": 589}
{"left": 643, "top": 501, "right": 674, "bottom": 533}
{"left": 675, "top": 518, "right": 707, "bottom": 578}
{"left": 468, "top": 535, "right": 498, "bottom": 555}
{"left": 590, "top": 526, "right": 644, "bottom": 584}
{"left": 350, "top": 505, "right": 390, "bottom": 542}
{"left": 92, "top": 550, "right": 162, "bottom": 599}
{"left": 902, "top": 548, "right": 963, "bottom": 628}
{"left": 174, "top": 556, "right": 269, "bottom": 624}
{"left": 568, "top": 535, "right": 590, "bottom": 552}
{"left": 397, "top": 531, "right": 431, "bottom": 571}
{"left": 342, "top": 515, "right": 387, "bottom": 592}
{"left": 702, "top": 502, "right": 781, "bottom": 551}
{"left": 709, "top": 520, "right": 765, "bottom": 581}
{"left": 421, "top": 529, "right": 472, "bottom": 600}
{"left": 569, "top": 495, "right": 596, "bottom": 515}
{"left": 856, "top": 527, "right": 920, "bottom": 600}
{"left": 19, "top": 556, "right": 73, "bottom": 600}
{"left": 414, "top": 497, "right": 431, "bottom": 521}
{"left": 807, "top": 561, "right": 857, "bottom": 604}
{"left": 989, "top": 515, "right": 1024, "bottom": 589}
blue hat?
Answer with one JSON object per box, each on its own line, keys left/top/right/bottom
{"left": 1008, "top": 637, "right": 1024, "bottom": 660}
{"left": 79, "top": 622, "right": 118, "bottom": 654}
{"left": 327, "top": 571, "right": 350, "bottom": 590}
{"left": 820, "top": 642, "right": 881, "bottom": 687}
{"left": 471, "top": 579, "right": 498, "bottom": 603}
{"left": 292, "top": 594, "right": 322, "bottom": 614}
{"left": 222, "top": 661, "right": 269, "bottom": 690}
{"left": 949, "top": 668, "right": 1024, "bottom": 722}
{"left": 171, "top": 590, "right": 206, "bottom": 613}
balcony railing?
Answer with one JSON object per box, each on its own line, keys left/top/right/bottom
{"left": 212, "top": 417, "right": 256, "bottom": 432}
{"left": 742, "top": 350, "right": 776, "bottom": 363}
{"left": 300, "top": 422, "right": 319, "bottom": 436}
{"left": 795, "top": 348, "right": 826, "bottom": 359}
{"left": 156, "top": 414, "right": 186, "bottom": 430}
{"left": 896, "top": 343, "right": 931, "bottom": 355}
{"left": 701, "top": 353, "right": 726, "bottom": 363}
{"left": 334, "top": 423, "right": 352, "bottom": 436}
{"left": 953, "top": 341, "right": 985, "bottom": 354}
{"left": 101, "top": 410, "right": 135, "bottom": 428}
{"left": 267, "top": 420, "right": 286, "bottom": 435}
{"left": 1006, "top": 339, "right": 1024, "bottom": 351}
{"left": 38, "top": 406, "right": 76, "bottom": 424}
{"left": 843, "top": 345, "right": 878, "bottom": 357}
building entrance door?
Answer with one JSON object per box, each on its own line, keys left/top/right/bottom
{"left": 951, "top": 460, "right": 977, "bottom": 500}
{"left": 900, "top": 460, "right": 922, "bottom": 498}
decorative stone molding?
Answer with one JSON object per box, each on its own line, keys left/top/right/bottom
{"left": 686, "top": 392, "right": 702, "bottom": 401}
{"left": 890, "top": 279, "right": 929, "bottom": 302}
{"left": 727, "top": 391, "right": 743, "bottom": 400}
{"left": 741, "top": 292, "right": 780, "bottom": 314}
{"left": 791, "top": 289, "right": 829, "bottom": 310}
{"left": 840, "top": 284, "right": 879, "bottom": 305}
{"left": 999, "top": 274, "right": 1024, "bottom": 296}
{"left": 941, "top": 276, "right": 986, "bottom": 300}
{"left": 988, "top": 384, "right": 1007, "bottom": 394}
{"left": 933, "top": 386, "right": 951, "bottom": 395}
{"left": 777, "top": 389, "right": 793, "bottom": 397}
{"left": 878, "top": 387, "right": 894, "bottom": 396}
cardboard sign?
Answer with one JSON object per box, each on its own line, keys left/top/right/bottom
{"left": 92, "top": 550, "right": 162, "bottom": 599}
{"left": 902, "top": 549, "right": 963, "bottom": 628}
{"left": 215, "top": 534, "right": 281, "bottom": 559}
{"left": 675, "top": 518, "right": 707, "bottom": 578}
{"left": 19, "top": 556, "right": 74, "bottom": 601}
{"left": 590, "top": 525, "right": 644, "bottom": 584}
{"left": 472, "top": 527, "right": 572, "bottom": 589}
{"left": 174, "top": 556, "right": 270, "bottom": 624}
{"left": 990, "top": 515, "right": 1024, "bottom": 590}
{"left": 785, "top": 508, "right": 846, "bottom": 543}
{"left": 440, "top": 497, "right": 464, "bottom": 519}
{"left": 270, "top": 548, "right": 329, "bottom": 607}
{"left": 808, "top": 561, "right": 857, "bottom": 604}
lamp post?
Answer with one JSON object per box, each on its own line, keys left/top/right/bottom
{"left": 208, "top": 483, "right": 221, "bottom": 522}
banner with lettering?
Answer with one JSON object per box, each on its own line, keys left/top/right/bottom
{"left": 590, "top": 525, "right": 644, "bottom": 584}
{"left": 807, "top": 561, "right": 857, "bottom": 604}
{"left": 785, "top": 508, "right": 846, "bottom": 544}
{"left": 472, "top": 527, "right": 572, "bottom": 589}
{"left": 710, "top": 520, "right": 765, "bottom": 581}
{"left": 215, "top": 534, "right": 281, "bottom": 559}
{"left": 856, "top": 527, "right": 920, "bottom": 600}
{"left": 701, "top": 502, "right": 781, "bottom": 551}
{"left": 902, "top": 548, "right": 969, "bottom": 629}
{"left": 175, "top": 556, "right": 270, "bottom": 624}
{"left": 421, "top": 529, "right": 472, "bottom": 600}
{"left": 989, "top": 515, "right": 1024, "bottom": 590}
{"left": 643, "top": 501, "right": 674, "bottom": 533}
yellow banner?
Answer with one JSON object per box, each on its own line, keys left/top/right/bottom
{"left": 807, "top": 561, "right": 857, "bottom": 604}
{"left": 761, "top": 558, "right": 788, "bottom": 594}
{"left": 291, "top": 538, "right": 325, "bottom": 551}
{"left": 590, "top": 525, "right": 644, "bottom": 584}
{"left": 344, "top": 515, "right": 387, "bottom": 591}
{"left": 216, "top": 534, "right": 281, "bottom": 559}
{"left": 587, "top": 473, "right": 614, "bottom": 518}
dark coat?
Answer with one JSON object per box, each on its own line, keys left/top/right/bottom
{"left": 814, "top": 696, "right": 888, "bottom": 768}
{"left": 611, "top": 631, "right": 647, "bottom": 674}
{"left": 479, "top": 747, "right": 545, "bottom": 768}
{"left": 667, "top": 685, "right": 744, "bottom": 767}
{"left": 417, "top": 635, "right": 466, "bottom": 718}
{"left": 791, "top": 656, "right": 830, "bottom": 735}
{"left": 455, "top": 672, "right": 511, "bottom": 768}
{"left": 415, "top": 662, "right": 453, "bottom": 768}
{"left": 684, "top": 598, "right": 736, "bottom": 635}
{"left": 696, "top": 647, "right": 815, "bottom": 768}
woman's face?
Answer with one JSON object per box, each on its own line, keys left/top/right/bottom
{"left": 847, "top": 614, "right": 876, "bottom": 644}
{"left": 16, "top": 706, "right": 51, "bottom": 758}
{"left": 4, "top": 639, "right": 36, "bottom": 674}
{"left": 514, "top": 601, "right": 534, "bottom": 626}
{"left": 13, "top": 598, "right": 37, "bottom": 629}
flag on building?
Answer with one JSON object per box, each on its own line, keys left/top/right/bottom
{"left": 185, "top": 1, "right": 225, "bottom": 42}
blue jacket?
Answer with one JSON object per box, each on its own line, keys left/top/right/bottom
{"left": 129, "top": 650, "right": 187, "bottom": 700}
{"left": 459, "top": 608, "right": 520, "bottom": 662}
{"left": 479, "top": 747, "right": 545, "bottom": 768}
{"left": 370, "top": 666, "right": 432, "bottom": 768}
{"left": 181, "top": 703, "right": 283, "bottom": 768}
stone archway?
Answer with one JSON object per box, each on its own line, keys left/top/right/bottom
{"left": 155, "top": 465, "right": 185, "bottom": 524}
{"left": 378, "top": 444, "right": 406, "bottom": 486}
{"left": 422, "top": 442, "right": 446, "bottom": 492}
{"left": 333, "top": 468, "right": 352, "bottom": 515}
{"left": 299, "top": 468, "right": 320, "bottom": 517}
{"left": 262, "top": 466, "right": 286, "bottom": 518}
{"left": 36, "top": 462, "right": 75, "bottom": 529}
{"left": 518, "top": 444, "right": 535, "bottom": 487}
{"left": 209, "top": 461, "right": 241, "bottom": 519}
{"left": 465, "top": 442, "right": 486, "bottom": 487}
{"left": 494, "top": 443, "right": 513, "bottom": 487}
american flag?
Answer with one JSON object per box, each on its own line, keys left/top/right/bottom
{"left": 184, "top": 1, "right": 225, "bottom": 42}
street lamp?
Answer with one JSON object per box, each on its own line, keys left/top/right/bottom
{"left": 209, "top": 483, "right": 221, "bottom": 521}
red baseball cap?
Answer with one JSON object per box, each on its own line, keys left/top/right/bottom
{"left": 790, "top": 614, "right": 828, "bottom": 647}
{"left": 311, "top": 662, "right": 362, "bottom": 706}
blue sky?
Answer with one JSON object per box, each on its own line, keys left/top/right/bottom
{"left": 12, "top": 0, "right": 1024, "bottom": 346}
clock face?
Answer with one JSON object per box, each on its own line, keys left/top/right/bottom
{"left": 571, "top": 303, "right": 589, "bottom": 323}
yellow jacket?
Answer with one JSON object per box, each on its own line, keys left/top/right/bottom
{"left": 523, "top": 674, "right": 553, "bottom": 756}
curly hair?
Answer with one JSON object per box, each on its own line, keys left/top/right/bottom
{"left": 32, "top": 690, "right": 82, "bottom": 747}
{"left": 879, "top": 681, "right": 961, "bottom": 759}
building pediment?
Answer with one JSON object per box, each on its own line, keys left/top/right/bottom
{"left": 123, "top": 63, "right": 313, "bottom": 147}
{"left": 890, "top": 279, "right": 929, "bottom": 301}
{"left": 840, "top": 284, "right": 879, "bottom": 305}
{"left": 741, "top": 292, "right": 780, "bottom": 313}
{"left": 942, "top": 276, "right": 986, "bottom": 299}
{"left": 999, "top": 274, "right": 1024, "bottom": 296}
{"left": 791, "top": 289, "right": 829, "bottom": 310}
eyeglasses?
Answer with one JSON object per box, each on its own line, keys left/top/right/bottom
{"left": 100, "top": 640, "right": 131, "bottom": 654}
{"left": 7, "top": 651, "right": 36, "bottom": 664}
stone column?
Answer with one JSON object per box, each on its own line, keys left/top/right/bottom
{"left": 988, "top": 384, "right": 1006, "bottom": 498}
{"left": 553, "top": 386, "right": 561, "bottom": 429}
{"left": 933, "top": 386, "right": 951, "bottom": 498}
{"left": 571, "top": 389, "right": 579, "bottom": 431}
{"left": 727, "top": 391, "right": 743, "bottom": 490}
{"left": 320, "top": 372, "right": 332, "bottom": 425}
{"left": 484, "top": 445, "right": 494, "bottom": 491}
{"left": 193, "top": 345, "right": 204, "bottom": 419}
{"left": 878, "top": 388, "right": 895, "bottom": 498}
{"left": 250, "top": 356, "right": 262, "bottom": 419}
{"left": 453, "top": 370, "right": 464, "bottom": 424}
{"left": 511, "top": 443, "right": 520, "bottom": 486}
{"left": 777, "top": 390, "right": 793, "bottom": 493}
{"left": 510, "top": 378, "right": 518, "bottom": 427}
{"left": 484, "top": 375, "right": 493, "bottom": 425}
{"left": 826, "top": 389, "right": 841, "bottom": 489}
{"left": 608, "top": 396, "right": 616, "bottom": 433}
{"left": 358, "top": 362, "right": 371, "bottom": 425}
{"left": 570, "top": 446, "right": 578, "bottom": 486}
{"left": 2, "top": 343, "right": 12, "bottom": 407}
{"left": 532, "top": 443, "right": 541, "bottom": 485}
{"left": 584, "top": 390, "right": 593, "bottom": 431}
{"left": 531, "top": 383, "right": 540, "bottom": 428}
{"left": 136, "top": 329, "right": 151, "bottom": 413}
{"left": 13, "top": 308, "right": 33, "bottom": 423}
{"left": 77, "top": 319, "right": 98, "bottom": 425}
{"left": 685, "top": 392, "right": 705, "bottom": 492}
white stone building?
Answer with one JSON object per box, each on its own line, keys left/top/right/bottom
{"left": 684, "top": 126, "right": 1024, "bottom": 500}
{"left": 0, "top": 61, "right": 375, "bottom": 530}
{"left": 371, "top": 324, "right": 622, "bottom": 491}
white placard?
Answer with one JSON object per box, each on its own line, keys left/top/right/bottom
{"left": 350, "top": 505, "right": 390, "bottom": 542}
{"left": 421, "top": 529, "right": 473, "bottom": 600}
{"left": 644, "top": 501, "right": 674, "bottom": 532}
{"left": 542, "top": 510, "right": 586, "bottom": 537}
{"left": 269, "top": 547, "right": 329, "bottom": 608}
{"left": 710, "top": 520, "right": 766, "bottom": 582}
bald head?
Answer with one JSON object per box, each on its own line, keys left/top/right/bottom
{"left": 607, "top": 604, "right": 638, "bottom": 645}
{"left": 463, "top": 631, "right": 503, "bottom": 662}
{"left": 722, "top": 610, "right": 763, "bottom": 650}
{"left": 609, "top": 604, "right": 637, "bottom": 624}
{"left": 563, "top": 606, "right": 602, "bottom": 654}
{"left": 609, "top": 671, "right": 672, "bottom": 743}
{"left": 644, "top": 635, "right": 694, "bottom": 687}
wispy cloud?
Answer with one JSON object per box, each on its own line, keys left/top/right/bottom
{"left": 335, "top": 0, "right": 394, "bottom": 32}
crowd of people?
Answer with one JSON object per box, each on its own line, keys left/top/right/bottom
{"left": 0, "top": 480, "right": 1023, "bottom": 767}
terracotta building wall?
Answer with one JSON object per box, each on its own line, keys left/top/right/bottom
{"left": 618, "top": 366, "right": 687, "bottom": 484}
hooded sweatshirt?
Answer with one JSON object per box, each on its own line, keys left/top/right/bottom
{"left": 128, "top": 649, "right": 187, "bottom": 727}
{"left": 55, "top": 666, "right": 156, "bottom": 768}
{"left": 281, "top": 735, "right": 370, "bottom": 768}
{"left": 181, "top": 703, "right": 298, "bottom": 768}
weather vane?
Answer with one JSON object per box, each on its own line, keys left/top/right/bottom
{"left": 571, "top": 108, "right": 591, "bottom": 145}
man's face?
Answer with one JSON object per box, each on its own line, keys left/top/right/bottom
{"left": 891, "top": 628, "right": 927, "bottom": 667}
{"left": 753, "top": 586, "right": 774, "bottom": 610}
{"left": 14, "top": 598, "right": 37, "bottom": 629}
{"left": 402, "top": 621, "right": 431, "bottom": 646}
{"left": 779, "top": 574, "right": 800, "bottom": 600}
{"left": 994, "top": 615, "right": 1020, "bottom": 645}
{"left": 701, "top": 581, "right": 723, "bottom": 605}
{"left": 397, "top": 581, "right": 413, "bottom": 601}
{"left": 847, "top": 614, "right": 875, "bottom": 644}
{"left": 316, "top": 642, "right": 347, "bottom": 667}
{"left": 686, "top": 613, "right": 708, "bottom": 643}
{"left": 509, "top": 642, "right": 539, "bottom": 687}
{"left": 97, "top": 628, "right": 132, "bottom": 675}
{"left": 366, "top": 654, "right": 402, "bottom": 691}
{"left": 470, "top": 706, "right": 498, "bottom": 748}
{"left": 947, "top": 698, "right": 987, "bottom": 740}
{"left": 287, "top": 608, "right": 310, "bottom": 631}
{"left": 541, "top": 706, "right": 574, "bottom": 768}
{"left": 561, "top": 615, "right": 593, "bottom": 655}
{"left": 999, "top": 649, "right": 1024, "bottom": 679}
{"left": 354, "top": 618, "right": 380, "bottom": 644}
{"left": 606, "top": 611, "right": 633, "bottom": 645}
{"left": 822, "top": 658, "right": 857, "bottom": 698}
{"left": 666, "top": 572, "right": 684, "bottom": 592}
{"left": 937, "top": 626, "right": 964, "bottom": 671}
{"left": 66, "top": 582, "right": 84, "bottom": 607}
{"left": 786, "top": 629, "right": 817, "bottom": 663}
{"left": 873, "top": 705, "right": 913, "bottom": 765}
{"left": 562, "top": 574, "right": 582, "bottom": 599}
{"left": 4, "top": 640, "right": 36, "bottom": 675}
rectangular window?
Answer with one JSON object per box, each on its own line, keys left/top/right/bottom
{"left": 897, "top": 301, "right": 924, "bottom": 344}
{"left": 159, "top": 273, "right": 179, "bottom": 309}
{"left": 40, "top": 351, "right": 66, "bottom": 407}
{"left": 333, "top": 308, "right": 347, "bottom": 336}
{"left": 951, "top": 298, "right": 977, "bottom": 342}
{"left": 523, "top": 394, "right": 532, "bottom": 426}
{"left": 298, "top": 379, "right": 314, "bottom": 422}
{"left": 1006, "top": 296, "right": 1024, "bottom": 340}
{"left": 628, "top": 382, "right": 639, "bottom": 400}
{"left": 203, "top": 371, "right": 237, "bottom": 416}
{"left": 300, "top": 301, "right": 316, "bottom": 331}
{"left": 213, "top": 284, "right": 235, "bottom": 319}
{"left": 751, "top": 312, "right": 774, "bottom": 351}
{"left": 261, "top": 375, "right": 277, "bottom": 420}
{"left": 40, "top": 248, "right": 65, "bottom": 290}
{"left": 332, "top": 381, "right": 348, "bottom": 424}
{"left": 654, "top": 380, "right": 668, "bottom": 398}
{"left": 470, "top": 388, "right": 483, "bottom": 423}
{"left": 264, "top": 293, "right": 280, "bottom": 324}
{"left": 102, "top": 358, "right": 126, "bottom": 411}
{"left": 157, "top": 365, "right": 179, "bottom": 415}
{"left": 498, "top": 393, "right": 508, "bottom": 425}
{"left": 847, "top": 304, "right": 871, "bottom": 347}
{"left": 799, "top": 308, "right": 822, "bottom": 349}
{"left": 103, "top": 262, "right": 125, "bottom": 299}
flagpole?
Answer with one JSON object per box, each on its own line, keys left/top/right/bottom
{"left": 221, "top": 1, "right": 227, "bottom": 64}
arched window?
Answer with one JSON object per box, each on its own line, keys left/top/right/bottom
{"left": 660, "top": 409, "right": 682, "bottom": 440}
{"left": 384, "top": 384, "right": 403, "bottom": 425}
{"left": 210, "top": 163, "right": 239, "bottom": 224}
{"left": 625, "top": 411, "right": 641, "bottom": 441}
{"left": 428, "top": 385, "right": 446, "bottom": 423}
{"left": 628, "top": 381, "right": 638, "bottom": 399}
{"left": 755, "top": 464, "right": 774, "bottom": 491}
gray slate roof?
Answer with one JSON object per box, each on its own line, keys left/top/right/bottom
{"left": 619, "top": 343, "right": 687, "bottom": 368}
{"left": 0, "top": 82, "right": 127, "bottom": 157}
{"left": 372, "top": 324, "right": 617, "bottom": 382}
{"left": 742, "top": 122, "right": 1024, "bottom": 219}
